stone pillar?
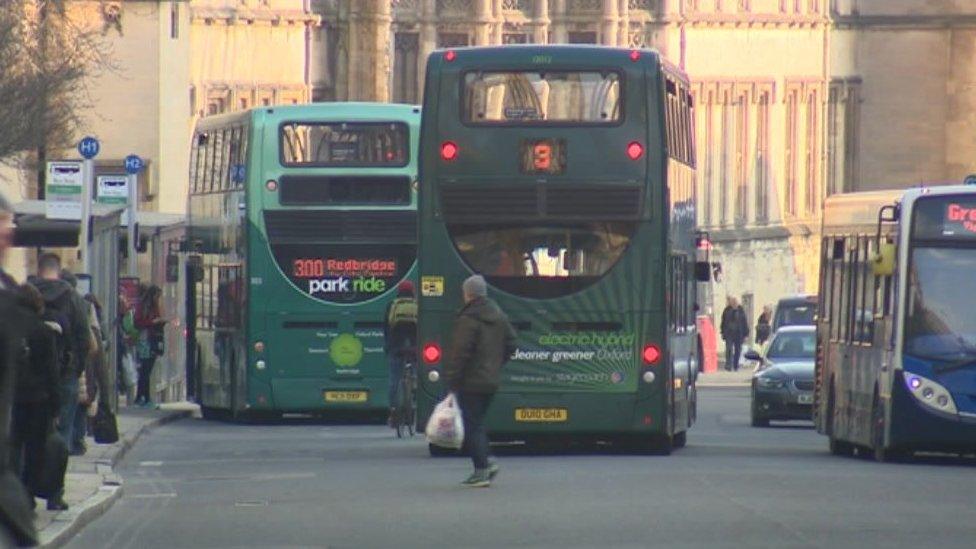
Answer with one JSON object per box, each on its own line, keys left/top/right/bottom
{"left": 617, "top": 0, "right": 629, "bottom": 47}
{"left": 418, "top": 0, "right": 437, "bottom": 100}
{"left": 533, "top": 0, "right": 550, "bottom": 44}
{"left": 474, "top": 0, "right": 493, "bottom": 45}
{"left": 945, "top": 29, "right": 976, "bottom": 181}
{"left": 551, "top": 0, "right": 567, "bottom": 43}
{"left": 601, "top": 0, "right": 618, "bottom": 46}
{"left": 347, "top": 0, "right": 392, "bottom": 101}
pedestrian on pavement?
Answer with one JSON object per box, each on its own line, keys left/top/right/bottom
{"left": 720, "top": 296, "right": 749, "bottom": 372}
{"left": 83, "top": 293, "right": 112, "bottom": 413}
{"left": 10, "top": 283, "right": 65, "bottom": 511}
{"left": 0, "top": 190, "right": 40, "bottom": 546}
{"left": 30, "top": 254, "right": 92, "bottom": 457}
{"left": 134, "top": 285, "right": 166, "bottom": 407}
{"left": 59, "top": 270, "right": 97, "bottom": 456}
{"left": 444, "top": 274, "right": 517, "bottom": 488}
{"left": 384, "top": 280, "right": 417, "bottom": 428}
{"left": 755, "top": 305, "right": 773, "bottom": 346}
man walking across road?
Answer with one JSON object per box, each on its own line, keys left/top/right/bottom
{"left": 720, "top": 296, "right": 749, "bottom": 372}
{"left": 444, "top": 275, "right": 517, "bottom": 488}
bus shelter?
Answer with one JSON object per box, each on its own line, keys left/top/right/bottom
{"left": 13, "top": 200, "right": 123, "bottom": 412}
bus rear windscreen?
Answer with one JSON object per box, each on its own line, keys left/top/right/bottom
{"left": 463, "top": 71, "right": 621, "bottom": 124}
{"left": 280, "top": 122, "right": 409, "bottom": 166}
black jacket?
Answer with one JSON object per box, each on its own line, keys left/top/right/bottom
{"left": 444, "top": 297, "right": 517, "bottom": 394}
{"left": 14, "top": 306, "right": 61, "bottom": 415}
{"left": 30, "top": 277, "right": 91, "bottom": 377}
{"left": 720, "top": 305, "right": 749, "bottom": 343}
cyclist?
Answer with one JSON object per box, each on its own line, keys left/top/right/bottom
{"left": 384, "top": 280, "right": 417, "bottom": 427}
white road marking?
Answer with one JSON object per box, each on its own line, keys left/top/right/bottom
{"left": 128, "top": 492, "right": 177, "bottom": 499}
{"left": 138, "top": 460, "right": 164, "bottom": 467}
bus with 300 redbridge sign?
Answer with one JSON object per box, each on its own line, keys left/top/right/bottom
{"left": 186, "top": 103, "right": 420, "bottom": 420}
{"left": 415, "top": 45, "right": 712, "bottom": 453}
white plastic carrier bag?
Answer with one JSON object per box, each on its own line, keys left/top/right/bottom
{"left": 425, "top": 392, "right": 465, "bottom": 449}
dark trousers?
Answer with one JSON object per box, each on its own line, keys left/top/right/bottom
{"left": 10, "top": 402, "right": 51, "bottom": 494}
{"left": 725, "top": 340, "right": 743, "bottom": 371}
{"left": 137, "top": 358, "right": 156, "bottom": 402}
{"left": 457, "top": 392, "right": 494, "bottom": 470}
{"left": 72, "top": 401, "right": 88, "bottom": 450}
{"left": 56, "top": 377, "right": 78, "bottom": 449}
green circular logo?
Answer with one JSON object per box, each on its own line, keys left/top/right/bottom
{"left": 330, "top": 333, "right": 363, "bottom": 367}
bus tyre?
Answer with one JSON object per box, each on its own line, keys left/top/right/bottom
{"left": 827, "top": 384, "right": 854, "bottom": 456}
{"left": 428, "top": 443, "right": 458, "bottom": 457}
{"left": 672, "top": 430, "right": 687, "bottom": 449}
{"left": 872, "top": 394, "right": 908, "bottom": 463}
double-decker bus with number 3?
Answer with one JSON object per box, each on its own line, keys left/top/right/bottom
{"left": 416, "top": 46, "right": 714, "bottom": 454}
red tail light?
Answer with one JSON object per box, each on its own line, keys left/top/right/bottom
{"left": 629, "top": 50, "right": 641, "bottom": 62}
{"left": 423, "top": 343, "right": 442, "bottom": 365}
{"left": 642, "top": 344, "right": 661, "bottom": 365}
{"left": 440, "top": 141, "right": 458, "bottom": 161}
{"left": 444, "top": 50, "right": 457, "bottom": 62}
{"left": 626, "top": 141, "right": 644, "bottom": 160}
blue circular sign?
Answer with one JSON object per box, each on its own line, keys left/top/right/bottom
{"left": 78, "top": 136, "right": 100, "bottom": 159}
{"left": 124, "top": 154, "right": 144, "bottom": 175}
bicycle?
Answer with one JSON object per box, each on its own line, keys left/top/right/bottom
{"left": 393, "top": 352, "right": 417, "bottom": 438}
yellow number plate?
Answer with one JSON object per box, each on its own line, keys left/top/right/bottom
{"left": 324, "top": 391, "right": 368, "bottom": 403}
{"left": 514, "top": 408, "right": 568, "bottom": 422}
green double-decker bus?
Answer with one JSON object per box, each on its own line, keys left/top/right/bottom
{"left": 416, "top": 46, "right": 706, "bottom": 453}
{"left": 187, "top": 103, "right": 420, "bottom": 420}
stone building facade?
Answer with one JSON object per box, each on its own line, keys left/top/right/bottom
{"left": 314, "top": 0, "right": 831, "bottom": 326}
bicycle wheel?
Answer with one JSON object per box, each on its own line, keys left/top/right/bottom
{"left": 405, "top": 375, "right": 416, "bottom": 437}
{"left": 395, "top": 376, "right": 409, "bottom": 438}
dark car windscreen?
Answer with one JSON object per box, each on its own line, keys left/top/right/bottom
{"left": 773, "top": 301, "right": 818, "bottom": 331}
{"left": 767, "top": 332, "right": 816, "bottom": 359}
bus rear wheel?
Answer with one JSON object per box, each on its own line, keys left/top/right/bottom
{"left": 672, "top": 430, "right": 687, "bottom": 449}
{"left": 428, "top": 443, "right": 459, "bottom": 457}
{"left": 827, "top": 384, "right": 854, "bottom": 456}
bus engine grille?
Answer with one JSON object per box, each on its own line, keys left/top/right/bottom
{"left": 439, "top": 185, "right": 642, "bottom": 222}
{"left": 263, "top": 210, "right": 416, "bottom": 243}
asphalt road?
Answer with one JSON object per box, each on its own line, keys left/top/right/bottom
{"left": 67, "top": 388, "right": 976, "bottom": 549}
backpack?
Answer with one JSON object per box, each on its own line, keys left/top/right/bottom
{"left": 43, "top": 298, "right": 74, "bottom": 376}
{"left": 387, "top": 297, "right": 417, "bottom": 330}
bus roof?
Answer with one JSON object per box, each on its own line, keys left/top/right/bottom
{"left": 428, "top": 44, "right": 666, "bottom": 69}
{"left": 822, "top": 184, "right": 976, "bottom": 232}
{"left": 193, "top": 102, "right": 421, "bottom": 132}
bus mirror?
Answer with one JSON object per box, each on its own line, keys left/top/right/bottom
{"left": 694, "top": 261, "right": 711, "bottom": 282}
{"left": 871, "top": 242, "right": 895, "bottom": 277}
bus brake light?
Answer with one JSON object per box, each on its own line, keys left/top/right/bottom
{"left": 444, "top": 50, "right": 456, "bottom": 62}
{"left": 629, "top": 50, "right": 641, "bottom": 62}
{"left": 642, "top": 344, "right": 661, "bottom": 365}
{"left": 627, "top": 141, "right": 644, "bottom": 160}
{"left": 423, "top": 343, "right": 442, "bottom": 365}
{"left": 440, "top": 141, "right": 458, "bottom": 161}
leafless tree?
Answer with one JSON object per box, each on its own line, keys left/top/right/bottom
{"left": 0, "top": 1, "right": 112, "bottom": 195}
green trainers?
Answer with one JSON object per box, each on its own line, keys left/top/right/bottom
{"left": 487, "top": 461, "right": 500, "bottom": 480}
{"left": 460, "top": 470, "right": 491, "bottom": 488}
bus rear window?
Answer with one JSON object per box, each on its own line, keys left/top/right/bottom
{"left": 280, "top": 122, "right": 409, "bottom": 167}
{"left": 463, "top": 71, "right": 621, "bottom": 125}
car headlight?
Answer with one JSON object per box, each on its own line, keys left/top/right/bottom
{"left": 904, "top": 373, "right": 957, "bottom": 414}
{"left": 756, "top": 376, "right": 786, "bottom": 389}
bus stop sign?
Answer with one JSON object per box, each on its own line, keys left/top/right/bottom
{"left": 125, "top": 155, "right": 144, "bottom": 174}
{"left": 78, "top": 136, "right": 100, "bottom": 159}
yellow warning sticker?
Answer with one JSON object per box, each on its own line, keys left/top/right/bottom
{"left": 421, "top": 276, "right": 444, "bottom": 297}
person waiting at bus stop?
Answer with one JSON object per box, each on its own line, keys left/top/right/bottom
{"left": 444, "top": 275, "right": 517, "bottom": 488}
{"left": 384, "top": 280, "right": 417, "bottom": 427}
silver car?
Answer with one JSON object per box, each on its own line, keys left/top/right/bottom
{"left": 747, "top": 326, "right": 816, "bottom": 427}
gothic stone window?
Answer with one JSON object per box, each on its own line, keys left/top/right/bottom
{"left": 393, "top": 33, "right": 420, "bottom": 103}
{"left": 438, "top": 32, "right": 470, "bottom": 47}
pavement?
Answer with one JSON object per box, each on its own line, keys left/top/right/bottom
{"left": 33, "top": 402, "right": 197, "bottom": 549}
{"left": 63, "top": 388, "right": 976, "bottom": 549}
{"left": 696, "top": 363, "right": 757, "bottom": 387}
